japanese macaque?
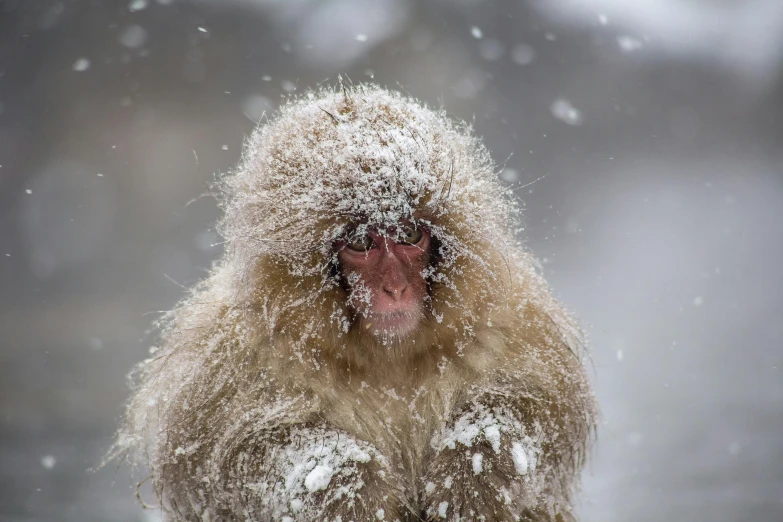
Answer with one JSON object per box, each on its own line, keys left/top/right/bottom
{"left": 113, "top": 85, "right": 596, "bottom": 521}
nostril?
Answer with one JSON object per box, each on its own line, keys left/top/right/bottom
{"left": 383, "top": 283, "right": 407, "bottom": 299}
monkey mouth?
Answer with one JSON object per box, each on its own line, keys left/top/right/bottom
{"left": 363, "top": 310, "right": 422, "bottom": 336}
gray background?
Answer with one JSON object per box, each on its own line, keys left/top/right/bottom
{"left": 1, "top": 0, "right": 781, "bottom": 521}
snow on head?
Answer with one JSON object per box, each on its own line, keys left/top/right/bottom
{"left": 223, "top": 84, "right": 512, "bottom": 263}
{"left": 218, "top": 83, "right": 518, "bottom": 353}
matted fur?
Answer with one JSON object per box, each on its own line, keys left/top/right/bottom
{"left": 112, "top": 85, "right": 596, "bottom": 521}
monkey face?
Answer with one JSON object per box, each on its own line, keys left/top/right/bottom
{"left": 336, "top": 223, "right": 431, "bottom": 338}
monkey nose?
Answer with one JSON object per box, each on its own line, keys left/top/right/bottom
{"left": 382, "top": 282, "right": 408, "bottom": 300}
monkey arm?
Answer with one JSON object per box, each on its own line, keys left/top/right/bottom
{"left": 148, "top": 380, "right": 408, "bottom": 521}
{"left": 421, "top": 387, "right": 584, "bottom": 522}
{"left": 199, "top": 421, "right": 406, "bottom": 522}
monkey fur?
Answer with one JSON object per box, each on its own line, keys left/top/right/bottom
{"left": 112, "top": 85, "right": 597, "bottom": 521}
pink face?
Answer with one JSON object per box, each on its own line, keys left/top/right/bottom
{"left": 337, "top": 224, "right": 431, "bottom": 337}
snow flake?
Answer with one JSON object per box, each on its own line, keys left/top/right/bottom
{"left": 484, "top": 425, "right": 501, "bottom": 452}
{"left": 472, "top": 452, "right": 483, "bottom": 474}
{"left": 119, "top": 25, "right": 147, "bottom": 49}
{"left": 511, "top": 44, "right": 535, "bottom": 66}
{"left": 550, "top": 98, "right": 583, "bottom": 126}
{"left": 290, "top": 498, "right": 303, "bottom": 512}
{"left": 305, "top": 466, "right": 334, "bottom": 493}
{"left": 304, "top": 465, "right": 334, "bottom": 492}
{"left": 128, "top": 0, "right": 148, "bottom": 11}
{"left": 618, "top": 36, "right": 644, "bottom": 53}
{"left": 510, "top": 442, "right": 529, "bottom": 475}
{"left": 72, "top": 58, "right": 90, "bottom": 72}
{"left": 499, "top": 168, "right": 519, "bottom": 183}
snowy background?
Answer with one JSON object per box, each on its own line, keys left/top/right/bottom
{"left": 0, "top": 0, "right": 782, "bottom": 521}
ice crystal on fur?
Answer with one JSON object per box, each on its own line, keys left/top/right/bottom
{"left": 110, "top": 84, "right": 596, "bottom": 522}
{"left": 239, "top": 426, "right": 385, "bottom": 520}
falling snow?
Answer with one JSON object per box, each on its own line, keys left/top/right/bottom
{"left": 128, "top": 0, "right": 148, "bottom": 12}
{"left": 618, "top": 35, "right": 644, "bottom": 53}
{"left": 72, "top": 58, "right": 91, "bottom": 71}
{"left": 41, "top": 455, "right": 56, "bottom": 469}
{"left": 118, "top": 25, "right": 147, "bottom": 49}
{"left": 511, "top": 43, "right": 535, "bottom": 66}
{"left": 550, "top": 98, "right": 583, "bottom": 126}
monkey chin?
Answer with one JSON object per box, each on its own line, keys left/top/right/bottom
{"left": 359, "top": 309, "right": 423, "bottom": 345}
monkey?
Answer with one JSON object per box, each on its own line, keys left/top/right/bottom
{"left": 111, "top": 85, "right": 597, "bottom": 522}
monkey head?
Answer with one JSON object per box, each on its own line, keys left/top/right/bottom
{"left": 218, "top": 85, "right": 519, "bottom": 363}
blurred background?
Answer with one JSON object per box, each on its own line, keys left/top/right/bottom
{"left": 1, "top": 0, "right": 782, "bottom": 520}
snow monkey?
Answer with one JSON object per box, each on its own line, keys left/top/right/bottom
{"left": 113, "top": 85, "right": 596, "bottom": 521}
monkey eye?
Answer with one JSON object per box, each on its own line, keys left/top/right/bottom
{"left": 399, "top": 224, "right": 423, "bottom": 245}
{"left": 345, "top": 235, "right": 375, "bottom": 252}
